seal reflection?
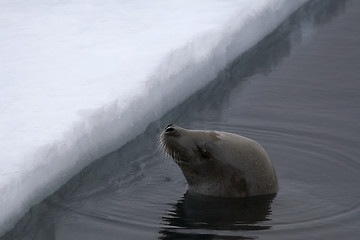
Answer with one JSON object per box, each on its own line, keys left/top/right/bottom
{"left": 159, "top": 192, "right": 275, "bottom": 240}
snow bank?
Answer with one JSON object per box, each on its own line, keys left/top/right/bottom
{"left": 0, "top": 0, "right": 307, "bottom": 235}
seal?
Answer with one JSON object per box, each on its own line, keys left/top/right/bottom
{"left": 159, "top": 124, "right": 278, "bottom": 197}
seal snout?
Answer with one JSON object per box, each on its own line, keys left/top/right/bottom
{"left": 160, "top": 124, "right": 186, "bottom": 164}
{"left": 165, "top": 125, "right": 175, "bottom": 133}
{"left": 163, "top": 124, "right": 180, "bottom": 136}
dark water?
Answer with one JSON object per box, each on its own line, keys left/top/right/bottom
{"left": 3, "top": 0, "right": 360, "bottom": 239}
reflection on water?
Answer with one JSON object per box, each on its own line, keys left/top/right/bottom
{"left": 160, "top": 193, "right": 275, "bottom": 240}
{"left": 2, "top": 0, "right": 358, "bottom": 239}
{"left": 157, "top": 0, "right": 348, "bottom": 128}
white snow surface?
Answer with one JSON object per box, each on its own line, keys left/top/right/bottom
{"left": 0, "top": 0, "right": 307, "bottom": 235}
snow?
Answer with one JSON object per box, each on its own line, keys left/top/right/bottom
{"left": 0, "top": 0, "right": 307, "bottom": 235}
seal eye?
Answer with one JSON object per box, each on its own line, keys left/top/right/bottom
{"left": 197, "top": 145, "right": 211, "bottom": 159}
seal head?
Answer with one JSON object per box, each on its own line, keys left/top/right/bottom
{"left": 160, "top": 124, "right": 278, "bottom": 197}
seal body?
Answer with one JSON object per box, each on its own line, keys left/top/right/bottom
{"left": 160, "top": 124, "right": 278, "bottom": 197}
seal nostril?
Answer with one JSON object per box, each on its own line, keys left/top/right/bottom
{"left": 165, "top": 124, "right": 174, "bottom": 129}
{"left": 165, "top": 127, "right": 175, "bottom": 133}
